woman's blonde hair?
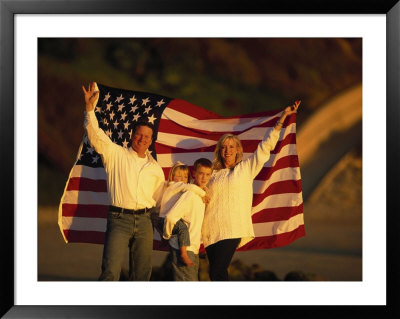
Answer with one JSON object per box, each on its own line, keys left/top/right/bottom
{"left": 212, "top": 134, "right": 243, "bottom": 171}
{"left": 167, "top": 161, "right": 190, "bottom": 184}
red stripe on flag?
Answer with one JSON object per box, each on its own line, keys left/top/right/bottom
{"left": 252, "top": 203, "right": 304, "bottom": 223}
{"left": 62, "top": 203, "right": 109, "bottom": 218}
{"left": 63, "top": 229, "right": 106, "bottom": 244}
{"left": 255, "top": 156, "right": 299, "bottom": 180}
{"left": 67, "top": 177, "right": 108, "bottom": 192}
{"left": 252, "top": 180, "right": 303, "bottom": 206}
{"left": 166, "top": 99, "right": 223, "bottom": 119}
{"left": 237, "top": 224, "right": 306, "bottom": 251}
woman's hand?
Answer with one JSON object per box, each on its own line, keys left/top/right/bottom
{"left": 284, "top": 100, "right": 301, "bottom": 116}
{"left": 82, "top": 82, "right": 100, "bottom": 112}
{"left": 274, "top": 100, "right": 301, "bottom": 131}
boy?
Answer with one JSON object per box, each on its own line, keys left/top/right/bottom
{"left": 163, "top": 158, "right": 213, "bottom": 281}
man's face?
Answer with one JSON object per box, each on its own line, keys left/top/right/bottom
{"left": 193, "top": 165, "right": 212, "bottom": 188}
{"left": 131, "top": 125, "right": 153, "bottom": 155}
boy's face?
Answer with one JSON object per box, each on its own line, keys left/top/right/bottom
{"left": 193, "top": 165, "right": 212, "bottom": 188}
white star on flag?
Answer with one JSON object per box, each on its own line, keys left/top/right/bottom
{"left": 117, "top": 130, "right": 124, "bottom": 139}
{"left": 130, "top": 105, "right": 138, "bottom": 113}
{"left": 106, "top": 102, "right": 113, "bottom": 111}
{"left": 129, "top": 95, "right": 137, "bottom": 104}
{"left": 156, "top": 99, "right": 165, "bottom": 107}
{"left": 103, "top": 92, "right": 111, "bottom": 101}
{"left": 122, "top": 139, "right": 129, "bottom": 148}
{"left": 118, "top": 104, "right": 125, "bottom": 112}
{"left": 113, "top": 120, "right": 119, "bottom": 128}
{"left": 121, "top": 112, "right": 127, "bottom": 121}
{"left": 115, "top": 94, "right": 124, "bottom": 103}
{"left": 132, "top": 113, "right": 140, "bottom": 122}
{"left": 95, "top": 106, "right": 101, "bottom": 113}
{"left": 123, "top": 122, "right": 130, "bottom": 130}
{"left": 92, "top": 155, "right": 99, "bottom": 164}
{"left": 148, "top": 114, "right": 157, "bottom": 124}
{"left": 142, "top": 97, "right": 150, "bottom": 106}
{"left": 109, "top": 111, "right": 115, "bottom": 120}
{"left": 144, "top": 106, "right": 152, "bottom": 114}
{"left": 86, "top": 146, "right": 94, "bottom": 154}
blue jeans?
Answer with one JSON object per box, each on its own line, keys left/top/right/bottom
{"left": 157, "top": 217, "right": 190, "bottom": 247}
{"left": 170, "top": 247, "right": 199, "bottom": 281}
{"left": 99, "top": 210, "right": 153, "bottom": 281}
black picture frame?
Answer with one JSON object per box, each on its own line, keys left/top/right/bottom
{"left": 1, "top": 0, "right": 399, "bottom": 317}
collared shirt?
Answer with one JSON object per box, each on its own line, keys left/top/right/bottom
{"left": 84, "top": 110, "right": 165, "bottom": 210}
{"left": 163, "top": 190, "right": 205, "bottom": 254}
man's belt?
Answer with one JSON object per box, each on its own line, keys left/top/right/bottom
{"left": 109, "top": 205, "right": 152, "bottom": 214}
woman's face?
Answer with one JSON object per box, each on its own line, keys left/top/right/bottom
{"left": 221, "top": 138, "right": 238, "bottom": 168}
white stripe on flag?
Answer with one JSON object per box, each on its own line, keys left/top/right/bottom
{"left": 62, "top": 190, "right": 111, "bottom": 205}
{"left": 62, "top": 216, "right": 107, "bottom": 232}
{"left": 251, "top": 192, "right": 303, "bottom": 215}
{"left": 253, "top": 213, "right": 304, "bottom": 237}
{"left": 157, "top": 132, "right": 217, "bottom": 148}
{"left": 237, "top": 123, "right": 296, "bottom": 140}
{"left": 253, "top": 166, "right": 301, "bottom": 194}
{"left": 69, "top": 164, "right": 107, "bottom": 180}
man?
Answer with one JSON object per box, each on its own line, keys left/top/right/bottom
{"left": 82, "top": 82, "right": 165, "bottom": 281}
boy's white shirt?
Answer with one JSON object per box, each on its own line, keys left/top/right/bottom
{"left": 163, "top": 190, "right": 206, "bottom": 254}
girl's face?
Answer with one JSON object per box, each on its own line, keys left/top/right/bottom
{"left": 172, "top": 169, "right": 189, "bottom": 183}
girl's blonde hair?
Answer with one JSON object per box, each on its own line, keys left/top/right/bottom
{"left": 212, "top": 134, "right": 243, "bottom": 171}
{"left": 167, "top": 161, "right": 190, "bottom": 184}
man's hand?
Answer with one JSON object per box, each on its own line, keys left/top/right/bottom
{"left": 82, "top": 82, "right": 100, "bottom": 112}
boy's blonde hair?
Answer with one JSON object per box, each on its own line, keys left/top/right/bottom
{"left": 167, "top": 161, "right": 190, "bottom": 184}
{"left": 212, "top": 134, "right": 243, "bottom": 171}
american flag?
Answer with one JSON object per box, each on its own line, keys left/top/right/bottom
{"left": 58, "top": 83, "right": 305, "bottom": 250}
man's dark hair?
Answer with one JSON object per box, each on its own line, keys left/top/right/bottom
{"left": 193, "top": 158, "right": 212, "bottom": 171}
{"left": 132, "top": 121, "right": 155, "bottom": 138}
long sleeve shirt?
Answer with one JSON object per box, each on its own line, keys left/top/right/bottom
{"left": 201, "top": 128, "right": 280, "bottom": 249}
{"left": 159, "top": 181, "right": 206, "bottom": 218}
{"left": 164, "top": 190, "right": 206, "bottom": 254}
{"left": 84, "top": 110, "right": 165, "bottom": 209}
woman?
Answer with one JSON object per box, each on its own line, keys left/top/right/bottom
{"left": 201, "top": 100, "right": 301, "bottom": 281}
